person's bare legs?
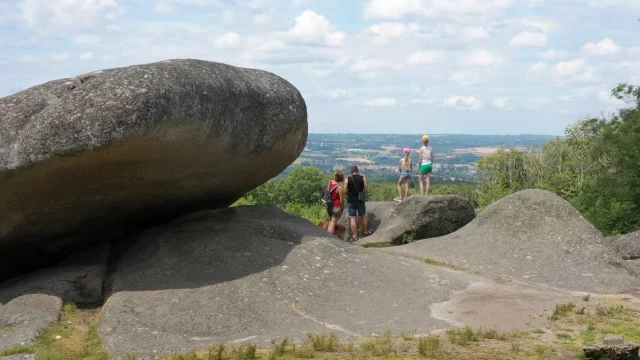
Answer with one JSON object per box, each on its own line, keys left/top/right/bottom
{"left": 419, "top": 174, "right": 425, "bottom": 196}
{"left": 397, "top": 178, "right": 404, "bottom": 199}
{"left": 404, "top": 178, "right": 410, "bottom": 199}
{"left": 426, "top": 173, "right": 432, "bottom": 196}
{"left": 328, "top": 215, "right": 337, "bottom": 234}
{"left": 361, "top": 213, "right": 369, "bottom": 235}
{"left": 349, "top": 217, "right": 358, "bottom": 239}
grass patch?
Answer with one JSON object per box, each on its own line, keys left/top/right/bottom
{"left": 417, "top": 335, "right": 440, "bottom": 357}
{"left": 549, "top": 303, "right": 576, "bottom": 321}
{"left": 307, "top": 333, "right": 338, "bottom": 352}
{"left": 0, "top": 345, "right": 35, "bottom": 357}
{"left": 423, "top": 258, "right": 465, "bottom": 272}
{"left": 582, "top": 294, "right": 591, "bottom": 302}
{"left": 445, "top": 327, "right": 516, "bottom": 347}
{"left": 362, "top": 242, "right": 394, "bottom": 248}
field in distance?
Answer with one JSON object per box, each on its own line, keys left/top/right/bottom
{"left": 287, "top": 133, "right": 557, "bottom": 182}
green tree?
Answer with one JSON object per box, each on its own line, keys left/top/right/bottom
{"left": 276, "top": 166, "right": 330, "bottom": 206}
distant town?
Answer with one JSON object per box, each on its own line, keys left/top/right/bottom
{"left": 283, "top": 133, "right": 557, "bottom": 182}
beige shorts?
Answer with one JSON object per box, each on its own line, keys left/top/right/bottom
{"left": 331, "top": 207, "right": 343, "bottom": 219}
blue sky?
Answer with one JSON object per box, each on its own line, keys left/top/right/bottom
{"left": 1, "top": 0, "right": 639, "bottom": 135}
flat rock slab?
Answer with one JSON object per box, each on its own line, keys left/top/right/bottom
{"left": 359, "top": 195, "right": 475, "bottom": 245}
{"left": 0, "top": 59, "right": 307, "bottom": 280}
{"left": 99, "top": 206, "right": 480, "bottom": 358}
{"left": 0, "top": 244, "right": 109, "bottom": 305}
{"left": 606, "top": 231, "right": 640, "bottom": 260}
{"left": 0, "top": 355, "right": 37, "bottom": 360}
{"left": 384, "top": 189, "right": 640, "bottom": 294}
{"left": 0, "top": 294, "right": 62, "bottom": 351}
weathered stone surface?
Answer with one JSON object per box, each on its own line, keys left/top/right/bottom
{"left": 0, "top": 294, "right": 62, "bottom": 350}
{"left": 0, "top": 244, "right": 109, "bottom": 305}
{"left": 359, "top": 195, "right": 476, "bottom": 245}
{"left": 339, "top": 201, "right": 397, "bottom": 240}
{"left": 606, "top": 231, "right": 640, "bottom": 260}
{"left": 583, "top": 341, "right": 639, "bottom": 360}
{"left": 384, "top": 189, "right": 640, "bottom": 293}
{"left": 99, "top": 205, "right": 476, "bottom": 358}
{"left": 0, "top": 59, "right": 307, "bottom": 280}
{"left": 0, "top": 355, "right": 37, "bottom": 360}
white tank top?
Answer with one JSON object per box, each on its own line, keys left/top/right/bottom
{"left": 420, "top": 145, "right": 433, "bottom": 165}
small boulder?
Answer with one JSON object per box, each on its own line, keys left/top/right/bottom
{"left": 605, "top": 231, "right": 640, "bottom": 260}
{"left": 583, "top": 336, "right": 639, "bottom": 360}
{"left": 0, "top": 294, "right": 62, "bottom": 351}
{"left": 339, "top": 201, "right": 397, "bottom": 240}
{"left": 359, "top": 195, "right": 476, "bottom": 245}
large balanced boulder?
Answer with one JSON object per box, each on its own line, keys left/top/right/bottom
{"left": 0, "top": 59, "right": 307, "bottom": 280}
{"left": 605, "top": 231, "right": 640, "bottom": 260}
{"left": 385, "top": 190, "right": 639, "bottom": 293}
{"left": 359, "top": 196, "right": 476, "bottom": 245}
{"left": 0, "top": 294, "right": 62, "bottom": 351}
{"left": 98, "top": 205, "right": 476, "bottom": 358}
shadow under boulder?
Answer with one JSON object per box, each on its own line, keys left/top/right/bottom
{"left": 358, "top": 195, "right": 476, "bottom": 245}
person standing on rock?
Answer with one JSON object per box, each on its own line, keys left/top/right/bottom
{"left": 344, "top": 166, "right": 373, "bottom": 242}
{"left": 395, "top": 148, "right": 413, "bottom": 202}
{"left": 326, "top": 171, "right": 345, "bottom": 235}
{"left": 418, "top": 135, "right": 434, "bottom": 196}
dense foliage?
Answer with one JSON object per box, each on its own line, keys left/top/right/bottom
{"left": 475, "top": 83, "right": 640, "bottom": 236}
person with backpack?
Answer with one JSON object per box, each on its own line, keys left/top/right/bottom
{"left": 418, "top": 134, "right": 434, "bottom": 196}
{"left": 323, "top": 171, "right": 344, "bottom": 236}
{"left": 343, "top": 165, "right": 373, "bottom": 242}
{"left": 395, "top": 148, "right": 413, "bottom": 202}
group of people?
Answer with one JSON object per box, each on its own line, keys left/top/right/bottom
{"left": 324, "top": 135, "right": 434, "bottom": 242}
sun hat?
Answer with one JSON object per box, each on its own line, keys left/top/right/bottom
{"left": 403, "top": 148, "right": 411, "bottom": 154}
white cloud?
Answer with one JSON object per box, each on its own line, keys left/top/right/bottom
{"left": 52, "top": 53, "right": 70, "bottom": 62}
{"left": 460, "top": 49, "right": 502, "bottom": 67}
{"left": 358, "top": 72, "right": 379, "bottom": 80}
{"left": 18, "top": 54, "right": 41, "bottom": 63}
{"left": 351, "top": 57, "right": 391, "bottom": 72}
{"left": 214, "top": 32, "right": 241, "bottom": 49}
{"left": 155, "top": 2, "right": 174, "bottom": 13}
{"left": 520, "top": 17, "right": 557, "bottom": 33}
{"left": 508, "top": 31, "right": 548, "bottom": 48}
{"left": 551, "top": 59, "right": 598, "bottom": 86}
{"left": 406, "top": 50, "right": 445, "bottom": 65}
{"left": 529, "top": 61, "right": 547, "bottom": 75}
{"left": 598, "top": 90, "right": 625, "bottom": 106}
{"left": 629, "top": 46, "right": 640, "bottom": 55}
{"left": 80, "top": 52, "right": 94, "bottom": 61}
{"left": 74, "top": 35, "right": 100, "bottom": 46}
{"left": 494, "top": 97, "right": 508, "bottom": 109}
{"left": 363, "top": 22, "right": 420, "bottom": 44}
{"left": 461, "top": 26, "right": 489, "bottom": 41}
{"left": 442, "top": 96, "right": 482, "bottom": 110}
{"left": 364, "top": 97, "right": 397, "bottom": 107}
{"left": 252, "top": 14, "right": 272, "bottom": 25}
{"left": 327, "top": 88, "right": 348, "bottom": 100}
{"left": 105, "top": 24, "right": 122, "bottom": 32}
{"left": 21, "top": 0, "right": 121, "bottom": 33}
{"left": 538, "top": 49, "right": 569, "bottom": 60}
{"left": 581, "top": 38, "right": 622, "bottom": 56}
{"left": 287, "top": 10, "right": 346, "bottom": 47}
{"left": 363, "top": 0, "right": 514, "bottom": 21}
{"left": 451, "top": 72, "right": 484, "bottom": 85}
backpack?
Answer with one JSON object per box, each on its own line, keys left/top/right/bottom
{"left": 321, "top": 182, "right": 339, "bottom": 212}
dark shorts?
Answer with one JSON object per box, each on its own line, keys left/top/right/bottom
{"left": 347, "top": 202, "right": 366, "bottom": 218}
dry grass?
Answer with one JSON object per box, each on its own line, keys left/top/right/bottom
{"left": 423, "top": 258, "right": 466, "bottom": 272}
